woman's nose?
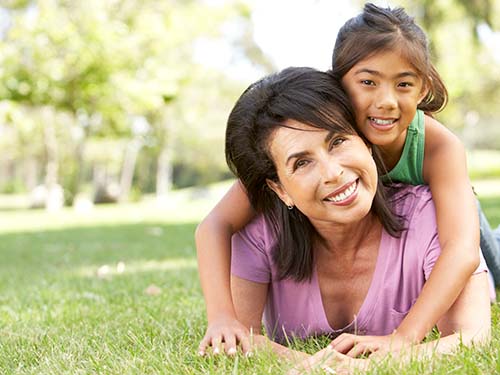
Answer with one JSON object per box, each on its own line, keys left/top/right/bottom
{"left": 321, "top": 158, "right": 343, "bottom": 184}
{"left": 375, "top": 86, "right": 397, "bottom": 110}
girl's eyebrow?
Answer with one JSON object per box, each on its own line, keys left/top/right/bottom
{"left": 354, "top": 68, "right": 418, "bottom": 79}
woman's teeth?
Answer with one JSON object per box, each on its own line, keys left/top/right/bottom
{"left": 326, "top": 182, "right": 357, "bottom": 202}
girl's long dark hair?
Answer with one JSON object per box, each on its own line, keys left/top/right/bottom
{"left": 331, "top": 3, "right": 448, "bottom": 114}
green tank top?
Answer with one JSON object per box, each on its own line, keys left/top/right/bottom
{"left": 382, "top": 109, "right": 425, "bottom": 185}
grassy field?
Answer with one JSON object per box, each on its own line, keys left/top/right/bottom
{"left": 0, "top": 181, "right": 499, "bottom": 374}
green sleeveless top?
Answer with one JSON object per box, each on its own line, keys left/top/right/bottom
{"left": 382, "top": 109, "right": 425, "bottom": 185}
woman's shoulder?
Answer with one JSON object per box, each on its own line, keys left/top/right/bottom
{"left": 235, "top": 213, "right": 278, "bottom": 252}
{"left": 388, "top": 184, "right": 435, "bottom": 222}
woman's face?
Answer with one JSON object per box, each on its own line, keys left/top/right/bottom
{"left": 266, "top": 120, "right": 378, "bottom": 227}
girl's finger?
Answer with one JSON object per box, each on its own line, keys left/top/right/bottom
{"left": 330, "top": 334, "right": 356, "bottom": 354}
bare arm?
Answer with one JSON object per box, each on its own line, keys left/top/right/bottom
{"left": 231, "top": 275, "right": 309, "bottom": 361}
{"left": 196, "top": 180, "right": 256, "bottom": 355}
{"left": 294, "top": 273, "right": 490, "bottom": 374}
{"left": 415, "top": 271, "right": 490, "bottom": 356}
{"left": 395, "top": 115, "right": 480, "bottom": 342}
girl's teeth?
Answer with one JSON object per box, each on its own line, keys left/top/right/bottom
{"left": 371, "top": 117, "right": 394, "bottom": 125}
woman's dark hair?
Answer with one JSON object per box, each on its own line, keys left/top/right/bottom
{"left": 331, "top": 3, "right": 448, "bottom": 113}
{"left": 225, "top": 67, "right": 403, "bottom": 282}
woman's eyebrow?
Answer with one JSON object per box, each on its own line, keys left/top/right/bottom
{"left": 286, "top": 151, "right": 310, "bottom": 166}
{"left": 325, "top": 131, "right": 336, "bottom": 144}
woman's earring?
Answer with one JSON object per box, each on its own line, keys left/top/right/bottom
{"left": 287, "top": 204, "right": 294, "bottom": 210}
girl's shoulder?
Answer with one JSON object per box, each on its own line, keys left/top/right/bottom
{"left": 422, "top": 114, "right": 467, "bottom": 183}
{"left": 423, "top": 114, "right": 464, "bottom": 159}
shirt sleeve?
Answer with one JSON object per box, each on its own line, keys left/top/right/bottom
{"left": 231, "top": 215, "right": 273, "bottom": 283}
{"left": 408, "top": 186, "right": 487, "bottom": 279}
{"left": 404, "top": 188, "right": 440, "bottom": 280}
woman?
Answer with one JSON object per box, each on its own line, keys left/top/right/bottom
{"left": 225, "top": 67, "right": 490, "bottom": 372}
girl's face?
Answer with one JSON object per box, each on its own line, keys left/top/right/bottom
{"left": 266, "top": 120, "right": 377, "bottom": 228}
{"left": 341, "top": 49, "right": 428, "bottom": 151}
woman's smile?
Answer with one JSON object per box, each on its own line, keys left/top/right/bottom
{"left": 323, "top": 179, "right": 359, "bottom": 205}
{"left": 266, "top": 119, "right": 378, "bottom": 226}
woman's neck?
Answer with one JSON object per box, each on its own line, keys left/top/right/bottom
{"left": 313, "top": 212, "right": 381, "bottom": 260}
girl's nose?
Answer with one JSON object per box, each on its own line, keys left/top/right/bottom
{"left": 375, "top": 86, "right": 397, "bottom": 110}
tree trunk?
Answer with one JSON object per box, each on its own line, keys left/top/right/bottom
{"left": 156, "top": 118, "right": 174, "bottom": 203}
{"left": 42, "top": 106, "right": 63, "bottom": 211}
{"left": 119, "top": 138, "right": 141, "bottom": 201}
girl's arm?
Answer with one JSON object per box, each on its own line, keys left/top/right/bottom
{"left": 196, "top": 180, "right": 256, "bottom": 356}
{"left": 329, "top": 116, "right": 481, "bottom": 356}
{"left": 395, "top": 115, "right": 480, "bottom": 342}
{"left": 292, "top": 272, "right": 490, "bottom": 374}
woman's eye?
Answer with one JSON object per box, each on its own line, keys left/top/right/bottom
{"left": 294, "top": 159, "right": 309, "bottom": 170}
{"left": 330, "top": 137, "right": 346, "bottom": 149}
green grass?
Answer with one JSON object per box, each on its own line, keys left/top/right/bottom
{"left": 0, "top": 183, "right": 499, "bottom": 374}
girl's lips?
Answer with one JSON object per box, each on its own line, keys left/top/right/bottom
{"left": 368, "top": 116, "right": 398, "bottom": 131}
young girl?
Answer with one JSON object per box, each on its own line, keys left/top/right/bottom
{"left": 196, "top": 3, "right": 497, "bottom": 357}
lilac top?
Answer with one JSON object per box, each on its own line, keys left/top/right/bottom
{"left": 231, "top": 185, "right": 487, "bottom": 342}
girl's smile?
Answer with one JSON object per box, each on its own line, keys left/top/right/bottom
{"left": 341, "top": 49, "right": 428, "bottom": 165}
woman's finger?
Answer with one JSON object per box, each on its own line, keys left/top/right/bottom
{"left": 223, "top": 333, "right": 237, "bottom": 355}
{"left": 237, "top": 331, "right": 252, "bottom": 356}
{"left": 211, "top": 335, "right": 223, "bottom": 355}
{"left": 198, "top": 335, "right": 211, "bottom": 356}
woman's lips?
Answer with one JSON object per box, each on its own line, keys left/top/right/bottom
{"left": 324, "top": 179, "right": 359, "bottom": 205}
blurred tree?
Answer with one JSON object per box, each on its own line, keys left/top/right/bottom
{"left": 0, "top": 0, "right": 267, "bottom": 202}
{"left": 390, "top": 0, "right": 500, "bottom": 147}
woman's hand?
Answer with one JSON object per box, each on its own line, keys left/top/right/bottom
{"left": 198, "top": 316, "right": 251, "bottom": 356}
{"left": 329, "top": 332, "right": 410, "bottom": 358}
{"left": 287, "top": 346, "right": 368, "bottom": 375}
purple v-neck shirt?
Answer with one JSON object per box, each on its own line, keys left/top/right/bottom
{"left": 231, "top": 185, "right": 487, "bottom": 342}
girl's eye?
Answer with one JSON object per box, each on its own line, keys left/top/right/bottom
{"left": 361, "top": 79, "right": 375, "bottom": 86}
{"left": 293, "top": 159, "right": 309, "bottom": 171}
{"left": 398, "top": 82, "right": 413, "bottom": 88}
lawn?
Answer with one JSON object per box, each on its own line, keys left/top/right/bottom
{"left": 0, "top": 181, "right": 499, "bottom": 374}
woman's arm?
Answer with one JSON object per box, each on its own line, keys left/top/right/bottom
{"left": 231, "top": 275, "right": 309, "bottom": 361}
{"left": 395, "top": 115, "right": 480, "bottom": 342}
{"left": 196, "top": 181, "right": 256, "bottom": 355}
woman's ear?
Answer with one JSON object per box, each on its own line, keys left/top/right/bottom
{"left": 266, "top": 179, "right": 293, "bottom": 207}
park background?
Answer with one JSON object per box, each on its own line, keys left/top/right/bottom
{"left": 0, "top": 0, "right": 499, "bottom": 374}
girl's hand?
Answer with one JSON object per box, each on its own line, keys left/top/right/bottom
{"left": 329, "top": 332, "right": 410, "bottom": 358}
{"left": 198, "top": 316, "right": 251, "bottom": 356}
{"left": 287, "top": 346, "right": 368, "bottom": 375}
